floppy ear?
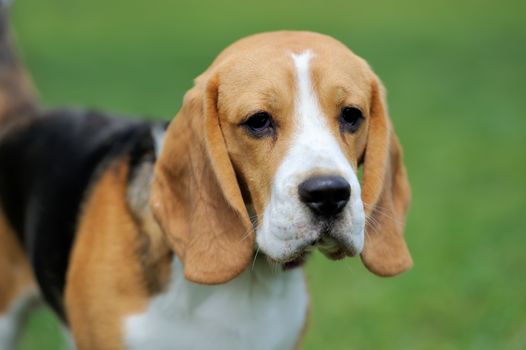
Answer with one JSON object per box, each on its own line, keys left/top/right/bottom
{"left": 150, "top": 74, "right": 254, "bottom": 284}
{"left": 360, "top": 78, "right": 413, "bottom": 277}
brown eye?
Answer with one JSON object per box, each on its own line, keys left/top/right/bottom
{"left": 242, "top": 111, "right": 274, "bottom": 137}
{"left": 340, "top": 107, "right": 363, "bottom": 133}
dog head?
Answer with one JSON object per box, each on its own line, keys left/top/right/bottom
{"left": 151, "top": 31, "right": 412, "bottom": 284}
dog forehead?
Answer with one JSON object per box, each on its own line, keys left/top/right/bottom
{"left": 212, "top": 31, "right": 356, "bottom": 65}
{"left": 209, "top": 31, "right": 373, "bottom": 98}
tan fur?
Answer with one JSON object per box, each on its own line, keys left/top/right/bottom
{"left": 216, "top": 49, "right": 297, "bottom": 217}
{"left": 150, "top": 77, "right": 255, "bottom": 285}
{"left": 359, "top": 80, "right": 412, "bottom": 275}
{"left": 0, "top": 208, "right": 35, "bottom": 313}
{"left": 65, "top": 160, "right": 171, "bottom": 350}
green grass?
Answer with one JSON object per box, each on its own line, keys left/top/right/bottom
{"left": 9, "top": 0, "right": 526, "bottom": 349}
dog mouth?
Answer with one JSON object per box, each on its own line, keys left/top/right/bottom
{"left": 281, "top": 252, "right": 310, "bottom": 270}
{"left": 272, "top": 234, "right": 358, "bottom": 270}
{"left": 256, "top": 212, "right": 364, "bottom": 269}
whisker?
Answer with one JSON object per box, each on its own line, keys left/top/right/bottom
{"left": 251, "top": 246, "right": 260, "bottom": 271}
{"left": 239, "top": 211, "right": 266, "bottom": 242}
{"left": 239, "top": 225, "right": 256, "bottom": 242}
{"left": 363, "top": 203, "right": 403, "bottom": 226}
{"left": 269, "top": 259, "right": 281, "bottom": 274}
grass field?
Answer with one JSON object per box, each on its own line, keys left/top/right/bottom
{"left": 9, "top": 0, "right": 526, "bottom": 349}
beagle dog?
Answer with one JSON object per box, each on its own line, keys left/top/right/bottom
{"left": 0, "top": 5, "right": 412, "bottom": 349}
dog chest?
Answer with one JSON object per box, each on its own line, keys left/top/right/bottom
{"left": 124, "top": 257, "right": 308, "bottom": 350}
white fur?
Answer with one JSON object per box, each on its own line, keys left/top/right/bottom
{"left": 256, "top": 51, "right": 365, "bottom": 262}
{"left": 151, "top": 124, "right": 166, "bottom": 158}
{"left": 0, "top": 289, "right": 40, "bottom": 350}
{"left": 124, "top": 257, "right": 308, "bottom": 350}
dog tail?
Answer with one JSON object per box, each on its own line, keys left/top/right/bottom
{"left": 0, "top": 1, "right": 38, "bottom": 128}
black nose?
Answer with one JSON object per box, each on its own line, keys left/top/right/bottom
{"left": 298, "top": 175, "right": 351, "bottom": 216}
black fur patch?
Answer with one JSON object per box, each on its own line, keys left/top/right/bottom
{"left": 0, "top": 108, "right": 164, "bottom": 320}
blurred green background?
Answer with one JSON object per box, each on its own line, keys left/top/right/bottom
{"left": 9, "top": 0, "right": 526, "bottom": 349}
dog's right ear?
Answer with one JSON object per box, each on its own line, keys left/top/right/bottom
{"left": 359, "top": 78, "right": 413, "bottom": 277}
{"left": 150, "top": 74, "right": 254, "bottom": 285}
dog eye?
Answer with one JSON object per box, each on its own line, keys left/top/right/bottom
{"left": 340, "top": 107, "right": 364, "bottom": 133}
{"left": 242, "top": 111, "right": 274, "bottom": 137}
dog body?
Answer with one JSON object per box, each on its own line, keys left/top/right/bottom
{"left": 0, "top": 108, "right": 167, "bottom": 348}
{"left": 0, "top": 5, "right": 412, "bottom": 348}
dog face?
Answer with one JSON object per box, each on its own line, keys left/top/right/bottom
{"left": 217, "top": 46, "right": 370, "bottom": 265}
{"left": 151, "top": 31, "right": 412, "bottom": 284}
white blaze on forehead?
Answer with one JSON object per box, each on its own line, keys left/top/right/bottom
{"left": 293, "top": 51, "right": 317, "bottom": 120}
{"left": 283, "top": 50, "right": 353, "bottom": 181}
{"left": 255, "top": 50, "right": 365, "bottom": 261}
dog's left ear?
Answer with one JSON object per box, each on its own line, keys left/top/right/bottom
{"left": 150, "top": 73, "right": 254, "bottom": 284}
{"left": 360, "top": 77, "right": 413, "bottom": 277}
